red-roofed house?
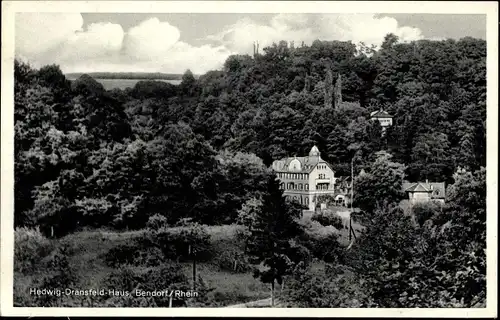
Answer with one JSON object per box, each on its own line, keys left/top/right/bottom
{"left": 402, "top": 180, "right": 446, "bottom": 204}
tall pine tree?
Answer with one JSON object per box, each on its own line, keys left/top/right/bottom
{"left": 246, "top": 175, "right": 304, "bottom": 306}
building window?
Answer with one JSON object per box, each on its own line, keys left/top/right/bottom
{"left": 305, "top": 197, "right": 309, "bottom": 205}
{"left": 299, "top": 183, "right": 303, "bottom": 190}
{"left": 305, "top": 184, "right": 309, "bottom": 190}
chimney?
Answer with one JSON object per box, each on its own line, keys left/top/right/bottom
{"left": 425, "top": 179, "right": 429, "bottom": 184}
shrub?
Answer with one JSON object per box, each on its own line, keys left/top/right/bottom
{"left": 14, "top": 227, "right": 54, "bottom": 274}
{"left": 100, "top": 266, "right": 149, "bottom": 307}
{"left": 149, "top": 224, "right": 212, "bottom": 262}
{"left": 311, "top": 212, "right": 343, "bottom": 230}
{"left": 412, "top": 202, "right": 441, "bottom": 226}
{"left": 34, "top": 244, "right": 78, "bottom": 307}
{"left": 103, "top": 243, "right": 141, "bottom": 267}
{"left": 312, "top": 234, "right": 345, "bottom": 263}
{"left": 215, "top": 250, "right": 251, "bottom": 273}
{"left": 298, "top": 229, "right": 343, "bottom": 263}
{"left": 146, "top": 213, "right": 169, "bottom": 231}
{"left": 286, "top": 242, "right": 312, "bottom": 267}
{"left": 134, "top": 247, "right": 166, "bottom": 267}
{"left": 139, "top": 263, "right": 191, "bottom": 307}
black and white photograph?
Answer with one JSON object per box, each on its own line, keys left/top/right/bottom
{"left": 1, "top": 1, "right": 498, "bottom": 317}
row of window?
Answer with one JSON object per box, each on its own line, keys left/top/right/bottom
{"left": 317, "top": 164, "right": 327, "bottom": 170}
{"left": 285, "top": 195, "right": 309, "bottom": 205}
{"left": 277, "top": 173, "right": 308, "bottom": 180}
{"left": 280, "top": 183, "right": 309, "bottom": 191}
{"left": 280, "top": 183, "right": 332, "bottom": 191}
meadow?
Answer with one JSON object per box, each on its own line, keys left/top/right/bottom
{"left": 14, "top": 210, "right": 363, "bottom": 308}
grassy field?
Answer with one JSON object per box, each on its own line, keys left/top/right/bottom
{"left": 15, "top": 213, "right": 362, "bottom": 308}
{"left": 14, "top": 225, "right": 271, "bottom": 307}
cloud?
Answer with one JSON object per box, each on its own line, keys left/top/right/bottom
{"left": 59, "top": 22, "right": 125, "bottom": 61}
{"left": 206, "top": 16, "right": 314, "bottom": 54}
{"left": 15, "top": 13, "right": 84, "bottom": 62}
{"left": 123, "top": 18, "right": 180, "bottom": 60}
{"left": 15, "top": 13, "right": 425, "bottom": 74}
{"left": 207, "top": 13, "right": 424, "bottom": 54}
{"left": 15, "top": 13, "right": 232, "bottom": 74}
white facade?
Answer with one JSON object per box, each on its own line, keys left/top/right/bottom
{"left": 273, "top": 146, "right": 337, "bottom": 211}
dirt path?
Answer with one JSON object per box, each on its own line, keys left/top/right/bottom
{"left": 224, "top": 297, "right": 283, "bottom": 308}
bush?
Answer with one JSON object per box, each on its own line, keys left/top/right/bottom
{"left": 104, "top": 242, "right": 142, "bottom": 267}
{"left": 149, "top": 225, "right": 212, "bottom": 262}
{"left": 312, "top": 234, "right": 345, "bottom": 263}
{"left": 311, "top": 212, "right": 344, "bottom": 230}
{"left": 35, "top": 244, "right": 78, "bottom": 307}
{"left": 103, "top": 235, "right": 163, "bottom": 267}
{"left": 298, "top": 230, "right": 343, "bottom": 263}
{"left": 99, "top": 266, "right": 150, "bottom": 307}
{"left": 215, "top": 250, "right": 251, "bottom": 273}
{"left": 134, "top": 247, "right": 166, "bottom": 267}
{"left": 139, "top": 263, "right": 191, "bottom": 307}
{"left": 14, "top": 227, "right": 54, "bottom": 274}
{"left": 146, "top": 213, "right": 169, "bottom": 230}
{"left": 412, "top": 202, "right": 441, "bottom": 226}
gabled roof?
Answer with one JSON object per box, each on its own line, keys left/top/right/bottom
{"left": 370, "top": 110, "right": 393, "bottom": 118}
{"left": 404, "top": 182, "right": 430, "bottom": 192}
{"left": 273, "top": 146, "right": 336, "bottom": 173}
{"left": 273, "top": 156, "right": 322, "bottom": 173}
{"left": 402, "top": 181, "right": 446, "bottom": 199}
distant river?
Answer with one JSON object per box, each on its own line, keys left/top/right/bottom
{"left": 67, "top": 78, "right": 182, "bottom": 90}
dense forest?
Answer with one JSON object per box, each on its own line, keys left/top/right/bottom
{"left": 13, "top": 33, "right": 487, "bottom": 308}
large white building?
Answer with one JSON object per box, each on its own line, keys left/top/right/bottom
{"left": 272, "top": 146, "right": 338, "bottom": 211}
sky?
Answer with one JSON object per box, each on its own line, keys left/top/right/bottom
{"left": 15, "top": 13, "right": 486, "bottom": 75}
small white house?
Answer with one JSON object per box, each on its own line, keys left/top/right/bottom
{"left": 402, "top": 181, "right": 446, "bottom": 205}
{"left": 370, "top": 109, "right": 393, "bottom": 128}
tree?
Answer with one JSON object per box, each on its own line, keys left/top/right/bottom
{"left": 409, "top": 132, "right": 454, "bottom": 183}
{"left": 354, "top": 151, "right": 406, "bottom": 213}
{"left": 179, "top": 69, "right": 198, "bottom": 96}
{"left": 323, "top": 61, "right": 334, "bottom": 109}
{"left": 237, "top": 197, "right": 263, "bottom": 253}
{"left": 346, "top": 167, "right": 486, "bottom": 308}
{"left": 246, "top": 175, "right": 304, "bottom": 306}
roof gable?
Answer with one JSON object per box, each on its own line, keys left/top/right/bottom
{"left": 272, "top": 156, "right": 336, "bottom": 173}
{"left": 405, "top": 183, "right": 430, "bottom": 192}
{"left": 403, "top": 181, "right": 446, "bottom": 198}
{"left": 370, "top": 110, "right": 393, "bottom": 118}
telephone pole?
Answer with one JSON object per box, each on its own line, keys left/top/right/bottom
{"left": 349, "top": 157, "right": 354, "bottom": 242}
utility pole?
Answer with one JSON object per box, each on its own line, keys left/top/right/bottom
{"left": 189, "top": 244, "right": 196, "bottom": 291}
{"left": 349, "top": 157, "right": 354, "bottom": 242}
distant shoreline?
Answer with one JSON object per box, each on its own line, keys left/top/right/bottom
{"left": 65, "top": 72, "right": 193, "bottom": 80}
